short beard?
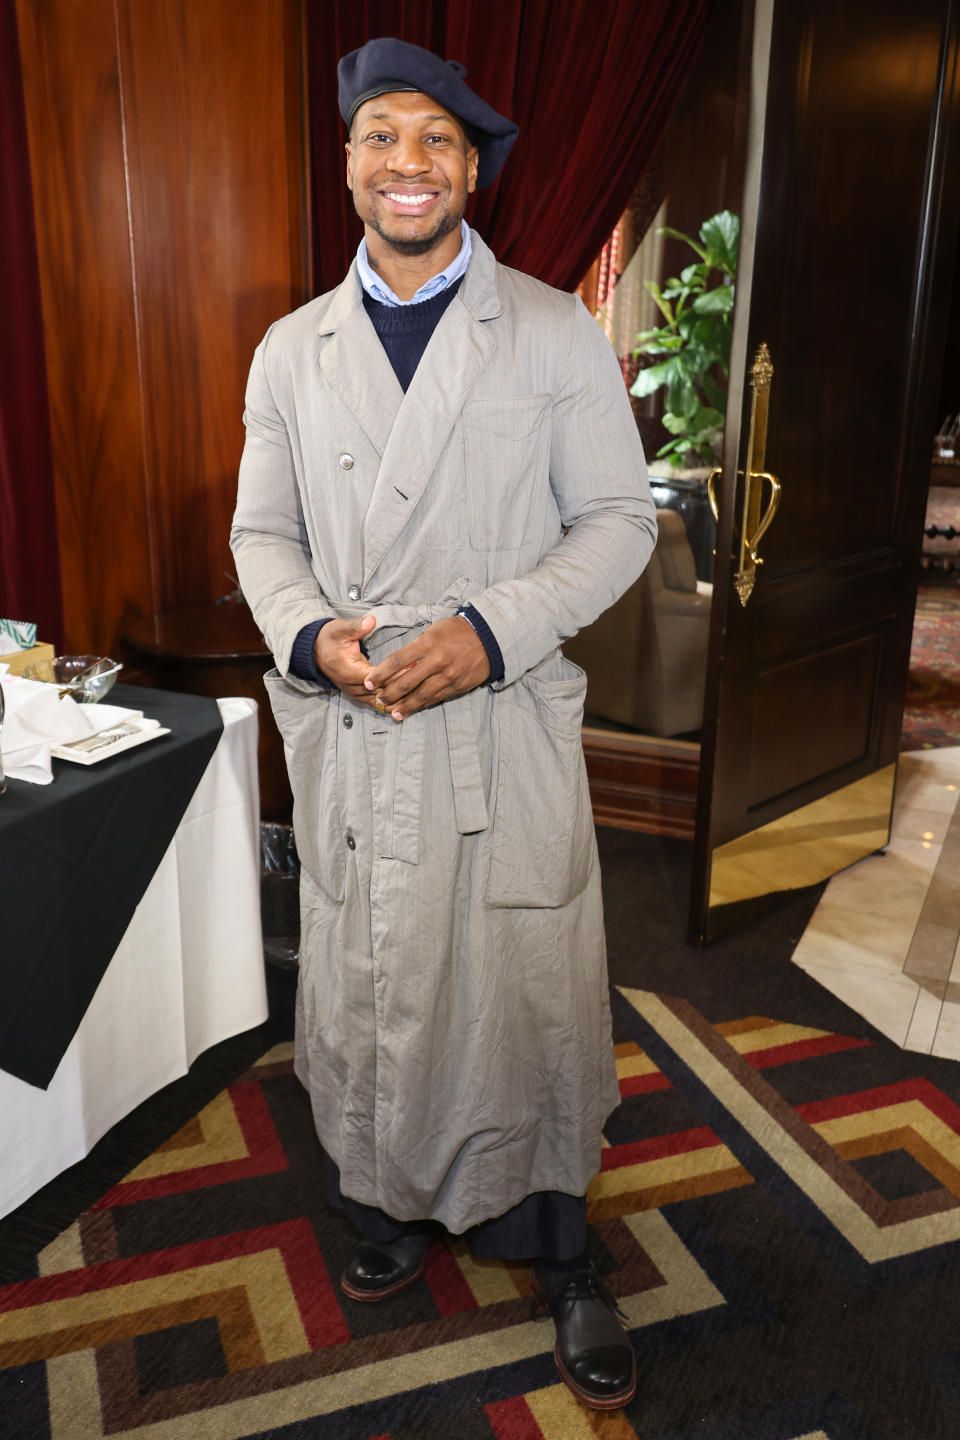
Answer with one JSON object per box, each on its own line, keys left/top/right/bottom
{"left": 361, "top": 202, "right": 463, "bottom": 257}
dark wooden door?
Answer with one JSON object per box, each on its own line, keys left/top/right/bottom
{"left": 692, "top": 0, "right": 960, "bottom": 942}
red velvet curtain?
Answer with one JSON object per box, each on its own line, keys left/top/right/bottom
{"left": 306, "top": 0, "right": 715, "bottom": 296}
{"left": 0, "top": 0, "right": 63, "bottom": 647}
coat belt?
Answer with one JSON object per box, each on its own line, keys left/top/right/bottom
{"left": 338, "top": 583, "right": 490, "bottom": 858}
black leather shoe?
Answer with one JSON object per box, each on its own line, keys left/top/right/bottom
{"left": 531, "top": 1262, "right": 636, "bottom": 1409}
{"left": 341, "top": 1233, "right": 432, "bottom": 1302}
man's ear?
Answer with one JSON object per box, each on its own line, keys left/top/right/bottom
{"left": 466, "top": 145, "right": 479, "bottom": 195}
{"left": 345, "top": 142, "right": 354, "bottom": 192}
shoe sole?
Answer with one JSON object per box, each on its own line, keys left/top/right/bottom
{"left": 554, "top": 1344, "right": 637, "bottom": 1410}
{"left": 340, "top": 1256, "right": 428, "bottom": 1303}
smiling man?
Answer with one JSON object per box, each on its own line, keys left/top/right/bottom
{"left": 349, "top": 94, "right": 471, "bottom": 258}
{"left": 231, "top": 37, "right": 656, "bottom": 1411}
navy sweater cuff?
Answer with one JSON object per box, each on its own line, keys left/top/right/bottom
{"left": 289, "top": 620, "right": 335, "bottom": 686}
{"left": 458, "top": 604, "right": 505, "bottom": 684}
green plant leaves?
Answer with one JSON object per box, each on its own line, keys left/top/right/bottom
{"left": 662, "top": 403, "right": 723, "bottom": 435}
{"left": 630, "top": 210, "right": 739, "bottom": 468}
{"left": 630, "top": 356, "right": 684, "bottom": 398}
{"left": 692, "top": 283, "right": 734, "bottom": 314}
{"left": 667, "top": 375, "right": 698, "bottom": 419}
{"left": 700, "top": 211, "right": 739, "bottom": 275}
{"left": 643, "top": 279, "right": 674, "bottom": 326}
{"left": 701, "top": 372, "right": 728, "bottom": 410}
{"left": 657, "top": 225, "right": 708, "bottom": 261}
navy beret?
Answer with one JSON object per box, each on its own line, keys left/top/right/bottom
{"left": 338, "top": 37, "right": 518, "bottom": 189}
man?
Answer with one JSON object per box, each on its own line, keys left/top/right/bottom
{"left": 231, "top": 37, "right": 656, "bottom": 1411}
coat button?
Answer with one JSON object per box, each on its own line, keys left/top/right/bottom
{"left": 347, "top": 584, "right": 361, "bottom": 601}
{"left": 342, "top": 714, "right": 353, "bottom": 728}
{"left": 346, "top": 832, "right": 356, "bottom": 850}
{"left": 339, "top": 453, "right": 354, "bottom": 470}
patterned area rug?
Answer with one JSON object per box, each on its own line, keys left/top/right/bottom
{"left": 902, "top": 579, "right": 960, "bottom": 750}
{"left": 6, "top": 989, "right": 960, "bottom": 1438}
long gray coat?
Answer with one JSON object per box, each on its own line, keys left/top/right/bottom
{"left": 230, "top": 232, "right": 656, "bottom": 1233}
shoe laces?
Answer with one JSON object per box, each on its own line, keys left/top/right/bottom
{"left": 530, "top": 1265, "right": 627, "bottom": 1323}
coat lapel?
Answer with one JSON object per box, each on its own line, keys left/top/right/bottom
{"left": 362, "top": 232, "right": 503, "bottom": 587}
{"left": 317, "top": 262, "right": 404, "bottom": 458}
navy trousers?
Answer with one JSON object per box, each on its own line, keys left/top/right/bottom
{"left": 323, "top": 1153, "right": 588, "bottom": 1261}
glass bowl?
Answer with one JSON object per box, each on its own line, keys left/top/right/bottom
{"left": 23, "top": 654, "right": 123, "bottom": 703}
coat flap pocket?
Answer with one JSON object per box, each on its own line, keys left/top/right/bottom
{"left": 263, "top": 671, "right": 344, "bottom": 904}
{"left": 485, "top": 656, "right": 592, "bottom": 910}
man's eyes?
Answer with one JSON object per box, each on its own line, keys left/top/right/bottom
{"left": 365, "top": 133, "right": 452, "bottom": 145}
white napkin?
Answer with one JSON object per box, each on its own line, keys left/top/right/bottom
{"left": 0, "top": 676, "right": 98, "bottom": 784}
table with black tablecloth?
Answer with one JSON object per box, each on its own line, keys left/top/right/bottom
{"left": 0, "top": 685, "right": 267, "bottom": 1217}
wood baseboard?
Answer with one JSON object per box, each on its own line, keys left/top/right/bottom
{"left": 582, "top": 727, "right": 700, "bottom": 838}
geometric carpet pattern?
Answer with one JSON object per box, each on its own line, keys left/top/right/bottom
{"left": 5, "top": 992, "right": 960, "bottom": 1437}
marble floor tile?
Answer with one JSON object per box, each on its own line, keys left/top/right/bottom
{"left": 880, "top": 836, "right": 944, "bottom": 877}
{"left": 797, "top": 905, "right": 918, "bottom": 972}
{"left": 904, "top": 922, "right": 960, "bottom": 988}
{"left": 790, "top": 747, "right": 960, "bottom": 1056}
{"left": 892, "top": 774, "right": 960, "bottom": 816}
{"left": 946, "top": 931, "right": 960, "bottom": 984}
{"left": 793, "top": 937, "right": 908, "bottom": 982}
{"left": 904, "top": 983, "right": 945, "bottom": 1054}
{"left": 889, "top": 803, "right": 953, "bottom": 848}
{"left": 899, "top": 745, "right": 960, "bottom": 779}
{"left": 797, "top": 963, "right": 920, "bottom": 1049}
{"left": 811, "top": 855, "right": 931, "bottom": 920}
{"left": 931, "top": 998, "right": 960, "bottom": 1062}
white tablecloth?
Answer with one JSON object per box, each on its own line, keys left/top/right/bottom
{"left": 0, "top": 697, "right": 268, "bottom": 1219}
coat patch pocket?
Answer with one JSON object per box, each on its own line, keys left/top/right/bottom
{"left": 486, "top": 657, "right": 593, "bottom": 909}
{"left": 463, "top": 395, "right": 550, "bottom": 552}
{"left": 263, "top": 670, "right": 345, "bottom": 904}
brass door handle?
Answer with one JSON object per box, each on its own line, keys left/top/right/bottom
{"left": 734, "top": 469, "right": 781, "bottom": 606}
{"left": 746, "top": 471, "right": 781, "bottom": 560}
{"left": 733, "top": 344, "right": 780, "bottom": 607}
{"left": 706, "top": 467, "right": 721, "bottom": 522}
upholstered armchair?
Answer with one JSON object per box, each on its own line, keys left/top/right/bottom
{"left": 564, "top": 508, "right": 712, "bottom": 737}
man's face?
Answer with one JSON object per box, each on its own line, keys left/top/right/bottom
{"left": 345, "top": 91, "right": 479, "bottom": 257}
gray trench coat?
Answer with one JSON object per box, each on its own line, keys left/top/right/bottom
{"left": 230, "top": 232, "right": 656, "bottom": 1233}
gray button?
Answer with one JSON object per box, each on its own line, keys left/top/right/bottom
{"left": 347, "top": 584, "right": 361, "bottom": 601}
{"left": 346, "top": 833, "right": 356, "bottom": 850}
{"left": 342, "top": 714, "right": 353, "bottom": 729}
{"left": 339, "top": 453, "right": 354, "bottom": 470}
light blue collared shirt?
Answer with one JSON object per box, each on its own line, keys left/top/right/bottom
{"left": 356, "top": 221, "right": 472, "bottom": 307}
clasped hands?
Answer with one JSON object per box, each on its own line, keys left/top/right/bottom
{"left": 313, "top": 612, "right": 490, "bottom": 720}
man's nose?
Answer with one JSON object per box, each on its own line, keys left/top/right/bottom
{"left": 388, "top": 139, "right": 431, "bottom": 174}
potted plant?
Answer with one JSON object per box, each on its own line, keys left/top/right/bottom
{"left": 630, "top": 210, "right": 739, "bottom": 471}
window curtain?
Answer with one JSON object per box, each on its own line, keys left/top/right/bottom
{"left": 306, "top": 0, "right": 715, "bottom": 297}
{"left": 0, "top": 0, "right": 63, "bottom": 647}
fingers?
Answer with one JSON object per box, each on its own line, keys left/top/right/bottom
{"left": 322, "top": 613, "right": 377, "bottom": 643}
{"left": 376, "top": 652, "right": 479, "bottom": 718}
{"left": 358, "top": 617, "right": 489, "bottom": 720}
{"left": 381, "top": 671, "right": 454, "bottom": 720}
{"left": 315, "top": 613, "right": 378, "bottom": 691}
{"left": 364, "top": 641, "right": 422, "bottom": 692}
{"left": 372, "top": 662, "right": 429, "bottom": 709}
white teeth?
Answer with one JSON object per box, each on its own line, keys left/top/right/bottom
{"left": 384, "top": 192, "right": 435, "bottom": 206}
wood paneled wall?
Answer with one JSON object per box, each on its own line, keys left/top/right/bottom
{"left": 16, "top": 0, "right": 307, "bottom": 654}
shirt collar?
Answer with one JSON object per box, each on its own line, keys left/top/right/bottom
{"left": 356, "top": 222, "right": 472, "bottom": 307}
